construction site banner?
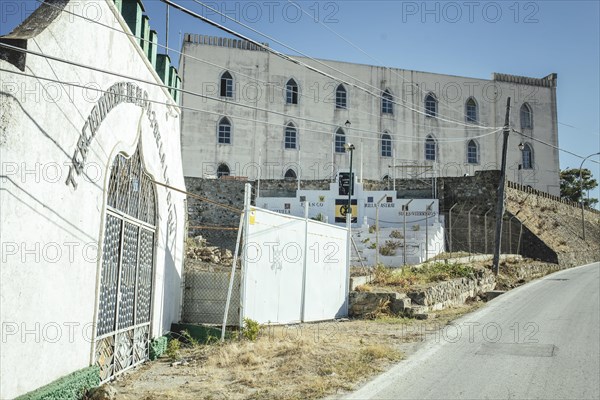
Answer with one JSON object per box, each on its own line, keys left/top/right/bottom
{"left": 240, "top": 207, "right": 349, "bottom": 325}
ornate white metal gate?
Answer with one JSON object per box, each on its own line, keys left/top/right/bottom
{"left": 95, "top": 148, "right": 157, "bottom": 382}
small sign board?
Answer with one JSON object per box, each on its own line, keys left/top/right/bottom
{"left": 338, "top": 172, "right": 355, "bottom": 196}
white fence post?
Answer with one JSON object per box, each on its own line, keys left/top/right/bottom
{"left": 238, "top": 183, "right": 252, "bottom": 328}
{"left": 344, "top": 213, "right": 351, "bottom": 316}
{"left": 221, "top": 211, "right": 245, "bottom": 341}
{"left": 300, "top": 202, "right": 309, "bottom": 322}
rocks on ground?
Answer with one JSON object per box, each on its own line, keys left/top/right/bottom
{"left": 186, "top": 235, "right": 233, "bottom": 265}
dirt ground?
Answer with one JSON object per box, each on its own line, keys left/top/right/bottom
{"left": 105, "top": 256, "right": 556, "bottom": 400}
{"left": 106, "top": 304, "right": 481, "bottom": 400}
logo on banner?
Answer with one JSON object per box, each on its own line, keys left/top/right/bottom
{"left": 335, "top": 199, "right": 357, "bottom": 223}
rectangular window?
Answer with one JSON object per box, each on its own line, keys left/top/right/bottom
{"left": 382, "top": 100, "right": 393, "bottom": 114}
{"left": 335, "top": 135, "right": 345, "bottom": 153}
{"left": 381, "top": 139, "right": 392, "bottom": 157}
{"left": 425, "top": 142, "right": 436, "bottom": 161}
{"left": 466, "top": 106, "right": 477, "bottom": 123}
{"left": 336, "top": 90, "right": 347, "bottom": 109}
{"left": 467, "top": 147, "right": 478, "bottom": 163}
{"left": 218, "top": 125, "right": 231, "bottom": 144}
{"left": 286, "top": 86, "right": 298, "bottom": 104}
{"left": 285, "top": 129, "right": 296, "bottom": 149}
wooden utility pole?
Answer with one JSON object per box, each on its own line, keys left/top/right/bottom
{"left": 493, "top": 97, "right": 511, "bottom": 275}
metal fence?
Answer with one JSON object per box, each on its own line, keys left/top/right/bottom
{"left": 182, "top": 263, "right": 241, "bottom": 326}
{"left": 444, "top": 204, "right": 524, "bottom": 257}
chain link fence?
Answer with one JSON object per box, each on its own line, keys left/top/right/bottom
{"left": 444, "top": 205, "right": 525, "bottom": 258}
{"left": 182, "top": 178, "right": 246, "bottom": 327}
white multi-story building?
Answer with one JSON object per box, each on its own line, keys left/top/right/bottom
{"left": 180, "top": 33, "right": 560, "bottom": 195}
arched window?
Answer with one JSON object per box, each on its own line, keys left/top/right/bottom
{"left": 425, "top": 135, "right": 437, "bottom": 161}
{"left": 382, "top": 89, "right": 393, "bottom": 114}
{"left": 284, "top": 169, "right": 297, "bottom": 180}
{"left": 381, "top": 132, "right": 392, "bottom": 157}
{"left": 220, "top": 71, "right": 233, "bottom": 98}
{"left": 217, "top": 163, "right": 230, "bottom": 178}
{"left": 217, "top": 117, "right": 231, "bottom": 144}
{"left": 336, "top": 84, "right": 347, "bottom": 109}
{"left": 286, "top": 79, "right": 298, "bottom": 104}
{"left": 335, "top": 128, "right": 345, "bottom": 153}
{"left": 96, "top": 146, "right": 156, "bottom": 381}
{"left": 522, "top": 143, "right": 533, "bottom": 169}
{"left": 425, "top": 93, "right": 437, "bottom": 117}
{"left": 284, "top": 122, "right": 297, "bottom": 149}
{"left": 520, "top": 103, "right": 533, "bottom": 129}
{"left": 466, "top": 97, "right": 478, "bottom": 123}
{"left": 467, "top": 140, "right": 479, "bottom": 164}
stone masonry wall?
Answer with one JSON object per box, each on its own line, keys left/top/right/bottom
{"left": 349, "top": 268, "right": 495, "bottom": 318}
{"left": 184, "top": 172, "right": 600, "bottom": 266}
{"left": 406, "top": 269, "right": 496, "bottom": 311}
{"left": 185, "top": 177, "right": 246, "bottom": 250}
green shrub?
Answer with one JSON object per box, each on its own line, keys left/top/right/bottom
{"left": 311, "top": 213, "right": 325, "bottom": 222}
{"left": 389, "top": 230, "right": 403, "bottom": 239}
{"left": 379, "top": 246, "right": 396, "bottom": 256}
{"left": 180, "top": 329, "right": 199, "bottom": 347}
{"left": 242, "top": 318, "right": 261, "bottom": 341}
{"left": 166, "top": 338, "right": 181, "bottom": 360}
{"left": 372, "top": 262, "right": 476, "bottom": 287}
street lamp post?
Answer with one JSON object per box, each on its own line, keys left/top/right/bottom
{"left": 344, "top": 121, "right": 355, "bottom": 221}
{"left": 579, "top": 152, "right": 600, "bottom": 240}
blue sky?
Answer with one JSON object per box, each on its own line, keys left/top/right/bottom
{"left": 2, "top": 0, "right": 599, "bottom": 203}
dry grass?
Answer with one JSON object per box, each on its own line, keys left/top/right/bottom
{"left": 107, "top": 304, "right": 480, "bottom": 400}
{"left": 370, "top": 263, "right": 477, "bottom": 291}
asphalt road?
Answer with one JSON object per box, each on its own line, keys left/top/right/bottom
{"left": 346, "top": 262, "right": 600, "bottom": 400}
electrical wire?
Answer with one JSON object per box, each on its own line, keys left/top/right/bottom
{"left": 12, "top": 2, "right": 587, "bottom": 160}
{"left": 0, "top": 51, "right": 503, "bottom": 144}
{"left": 29, "top": 0, "right": 503, "bottom": 131}
{"left": 284, "top": 0, "right": 497, "bottom": 127}
{"left": 512, "top": 129, "right": 600, "bottom": 165}
{"left": 184, "top": 0, "right": 494, "bottom": 129}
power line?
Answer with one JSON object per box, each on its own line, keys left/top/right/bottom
{"left": 0, "top": 46, "right": 502, "bottom": 144}
{"left": 165, "top": 0, "right": 497, "bottom": 129}
{"left": 512, "top": 129, "right": 600, "bottom": 165}
{"left": 14, "top": 1, "right": 581, "bottom": 159}
{"left": 29, "top": 0, "right": 502, "bottom": 131}
{"left": 284, "top": 0, "right": 488, "bottom": 125}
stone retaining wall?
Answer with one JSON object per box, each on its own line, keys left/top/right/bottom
{"left": 507, "top": 262, "right": 565, "bottom": 281}
{"left": 349, "top": 269, "right": 496, "bottom": 317}
{"left": 348, "top": 292, "right": 412, "bottom": 318}
{"left": 406, "top": 269, "right": 496, "bottom": 311}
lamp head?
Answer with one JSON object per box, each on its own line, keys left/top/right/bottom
{"left": 344, "top": 143, "right": 355, "bottom": 152}
{"left": 518, "top": 142, "right": 525, "bottom": 151}
{"left": 345, "top": 120, "right": 351, "bottom": 128}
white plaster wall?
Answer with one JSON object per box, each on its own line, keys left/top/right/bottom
{"left": 180, "top": 40, "right": 559, "bottom": 195}
{"left": 0, "top": 1, "right": 185, "bottom": 398}
{"left": 256, "top": 179, "right": 441, "bottom": 228}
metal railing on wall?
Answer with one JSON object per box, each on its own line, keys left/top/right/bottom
{"left": 507, "top": 180, "right": 600, "bottom": 214}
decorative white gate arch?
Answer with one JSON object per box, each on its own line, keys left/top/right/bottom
{"left": 94, "top": 146, "right": 157, "bottom": 381}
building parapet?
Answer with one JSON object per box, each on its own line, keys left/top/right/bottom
{"left": 492, "top": 72, "right": 557, "bottom": 88}
{"left": 184, "top": 33, "right": 269, "bottom": 51}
